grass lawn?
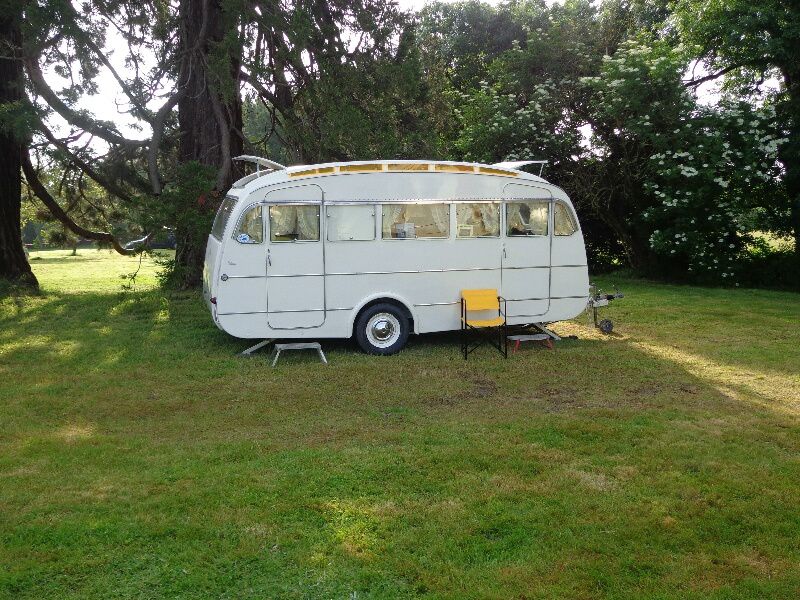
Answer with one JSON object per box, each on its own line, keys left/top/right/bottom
{"left": 1, "top": 249, "right": 799, "bottom": 599}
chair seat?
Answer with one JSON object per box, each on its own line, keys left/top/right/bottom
{"left": 463, "top": 316, "right": 505, "bottom": 328}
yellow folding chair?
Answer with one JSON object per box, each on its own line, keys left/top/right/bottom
{"left": 461, "top": 289, "right": 508, "bottom": 359}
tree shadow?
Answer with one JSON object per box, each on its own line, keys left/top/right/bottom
{"left": 2, "top": 285, "right": 798, "bottom": 427}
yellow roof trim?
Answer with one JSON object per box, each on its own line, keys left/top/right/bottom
{"left": 479, "top": 166, "right": 518, "bottom": 177}
{"left": 339, "top": 163, "right": 384, "bottom": 173}
{"left": 436, "top": 164, "right": 477, "bottom": 173}
{"left": 289, "top": 166, "right": 336, "bottom": 178}
{"left": 388, "top": 163, "right": 432, "bottom": 171}
{"left": 289, "top": 162, "right": 521, "bottom": 178}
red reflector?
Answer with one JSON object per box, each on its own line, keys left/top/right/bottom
{"left": 210, "top": 297, "right": 217, "bottom": 305}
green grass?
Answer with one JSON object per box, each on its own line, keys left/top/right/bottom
{"left": 1, "top": 249, "right": 799, "bottom": 599}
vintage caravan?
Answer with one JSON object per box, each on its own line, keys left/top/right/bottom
{"left": 203, "top": 157, "right": 590, "bottom": 354}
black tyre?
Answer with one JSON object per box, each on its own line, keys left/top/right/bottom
{"left": 598, "top": 319, "right": 614, "bottom": 334}
{"left": 354, "top": 303, "right": 409, "bottom": 355}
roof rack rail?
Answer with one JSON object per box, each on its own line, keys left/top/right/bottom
{"left": 233, "top": 155, "right": 286, "bottom": 172}
{"left": 491, "top": 160, "right": 548, "bottom": 177}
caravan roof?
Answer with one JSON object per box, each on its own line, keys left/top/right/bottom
{"left": 230, "top": 158, "right": 549, "bottom": 191}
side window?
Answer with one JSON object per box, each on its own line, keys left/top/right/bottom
{"left": 382, "top": 203, "right": 450, "bottom": 239}
{"left": 234, "top": 206, "right": 263, "bottom": 244}
{"left": 506, "top": 201, "right": 549, "bottom": 237}
{"left": 456, "top": 203, "right": 500, "bottom": 238}
{"left": 211, "top": 196, "right": 237, "bottom": 240}
{"left": 554, "top": 202, "right": 578, "bottom": 236}
{"left": 269, "top": 205, "right": 320, "bottom": 242}
{"left": 326, "top": 205, "right": 375, "bottom": 241}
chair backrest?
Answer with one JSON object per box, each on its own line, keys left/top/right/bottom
{"left": 461, "top": 289, "right": 499, "bottom": 311}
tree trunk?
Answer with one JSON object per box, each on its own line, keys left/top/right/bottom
{"left": 174, "top": 0, "right": 243, "bottom": 289}
{"left": 0, "top": 13, "right": 37, "bottom": 289}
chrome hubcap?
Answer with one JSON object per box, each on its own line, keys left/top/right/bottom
{"left": 366, "top": 313, "right": 401, "bottom": 348}
{"left": 372, "top": 319, "right": 394, "bottom": 341}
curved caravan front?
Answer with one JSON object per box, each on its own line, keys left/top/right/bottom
{"left": 203, "top": 160, "right": 590, "bottom": 350}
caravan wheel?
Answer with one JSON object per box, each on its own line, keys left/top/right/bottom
{"left": 355, "top": 303, "right": 409, "bottom": 355}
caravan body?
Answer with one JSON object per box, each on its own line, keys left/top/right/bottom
{"left": 203, "top": 159, "right": 589, "bottom": 353}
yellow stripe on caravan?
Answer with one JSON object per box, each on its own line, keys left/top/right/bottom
{"left": 478, "top": 166, "right": 518, "bottom": 177}
{"left": 289, "top": 166, "right": 336, "bottom": 178}
{"left": 435, "top": 164, "right": 477, "bottom": 173}
{"left": 338, "top": 164, "right": 384, "bottom": 173}
{"left": 387, "top": 163, "right": 431, "bottom": 171}
{"left": 289, "top": 163, "right": 520, "bottom": 178}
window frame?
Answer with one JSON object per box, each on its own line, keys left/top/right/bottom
{"left": 232, "top": 204, "right": 264, "bottom": 244}
{"left": 211, "top": 196, "right": 238, "bottom": 241}
{"left": 267, "top": 203, "right": 322, "bottom": 243}
{"left": 325, "top": 203, "right": 377, "bottom": 242}
{"left": 553, "top": 201, "right": 579, "bottom": 237}
{"left": 455, "top": 201, "right": 501, "bottom": 239}
{"left": 505, "top": 199, "right": 550, "bottom": 238}
{"left": 380, "top": 202, "right": 451, "bottom": 240}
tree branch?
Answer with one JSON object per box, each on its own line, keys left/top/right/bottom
{"left": 683, "top": 63, "right": 743, "bottom": 88}
{"left": 148, "top": 93, "right": 180, "bottom": 194}
{"left": 24, "top": 57, "right": 147, "bottom": 149}
{"left": 21, "top": 148, "right": 134, "bottom": 255}
{"left": 37, "top": 119, "right": 137, "bottom": 204}
{"left": 81, "top": 36, "right": 153, "bottom": 124}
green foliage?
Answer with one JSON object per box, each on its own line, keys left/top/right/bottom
{"left": 264, "top": 25, "right": 448, "bottom": 162}
{"left": 0, "top": 99, "right": 38, "bottom": 141}
{"left": 148, "top": 161, "right": 217, "bottom": 288}
{"left": 15, "top": 0, "right": 799, "bottom": 289}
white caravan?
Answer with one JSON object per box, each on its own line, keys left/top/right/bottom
{"left": 203, "top": 158, "right": 590, "bottom": 354}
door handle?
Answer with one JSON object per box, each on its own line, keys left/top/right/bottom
{"left": 267, "top": 250, "right": 271, "bottom": 267}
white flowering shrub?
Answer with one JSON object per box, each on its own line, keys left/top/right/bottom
{"left": 454, "top": 79, "right": 582, "bottom": 165}
{"left": 583, "top": 40, "right": 789, "bottom": 282}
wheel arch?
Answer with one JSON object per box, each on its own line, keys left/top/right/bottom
{"left": 349, "top": 294, "right": 417, "bottom": 335}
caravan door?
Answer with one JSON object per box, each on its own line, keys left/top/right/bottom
{"left": 502, "top": 183, "right": 552, "bottom": 320}
{"left": 265, "top": 185, "right": 326, "bottom": 329}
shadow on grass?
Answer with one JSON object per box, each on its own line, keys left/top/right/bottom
{"left": 3, "top": 284, "right": 796, "bottom": 428}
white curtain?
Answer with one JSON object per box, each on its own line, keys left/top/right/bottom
{"left": 296, "top": 205, "right": 320, "bottom": 240}
{"left": 383, "top": 204, "right": 405, "bottom": 237}
{"left": 507, "top": 203, "right": 524, "bottom": 234}
{"left": 531, "top": 203, "right": 549, "bottom": 235}
{"left": 270, "top": 206, "right": 297, "bottom": 239}
{"left": 480, "top": 204, "right": 500, "bottom": 236}
{"left": 430, "top": 204, "right": 450, "bottom": 236}
{"left": 240, "top": 207, "right": 263, "bottom": 242}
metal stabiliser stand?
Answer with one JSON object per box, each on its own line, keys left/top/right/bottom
{"left": 587, "top": 284, "right": 624, "bottom": 334}
{"left": 239, "top": 339, "right": 275, "bottom": 356}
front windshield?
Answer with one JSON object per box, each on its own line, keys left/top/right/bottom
{"left": 211, "top": 196, "right": 237, "bottom": 240}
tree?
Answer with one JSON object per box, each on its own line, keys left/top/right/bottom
{"left": 2, "top": 0, "right": 423, "bottom": 289}
{"left": 0, "top": 4, "right": 37, "bottom": 289}
{"left": 673, "top": 0, "right": 800, "bottom": 258}
{"left": 167, "top": 0, "right": 244, "bottom": 287}
{"left": 579, "top": 39, "right": 787, "bottom": 279}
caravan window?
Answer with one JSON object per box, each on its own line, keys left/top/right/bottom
{"left": 554, "top": 202, "right": 578, "bottom": 236}
{"left": 211, "top": 196, "right": 237, "bottom": 240}
{"left": 506, "top": 201, "right": 549, "bottom": 237}
{"left": 234, "top": 206, "right": 263, "bottom": 244}
{"left": 382, "top": 203, "right": 450, "bottom": 239}
{"left": 269, "top": 205, "right": 320, "bottom": 242}
{"left": 327, "top": 205, "right": 376, "bottom": 241}
{"left": 456, "top": 203, "right": 500, "bottom": 238}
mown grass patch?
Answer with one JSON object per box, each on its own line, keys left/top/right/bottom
{"left": 1, "top": 249, "right": 799, "bottom": 598}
